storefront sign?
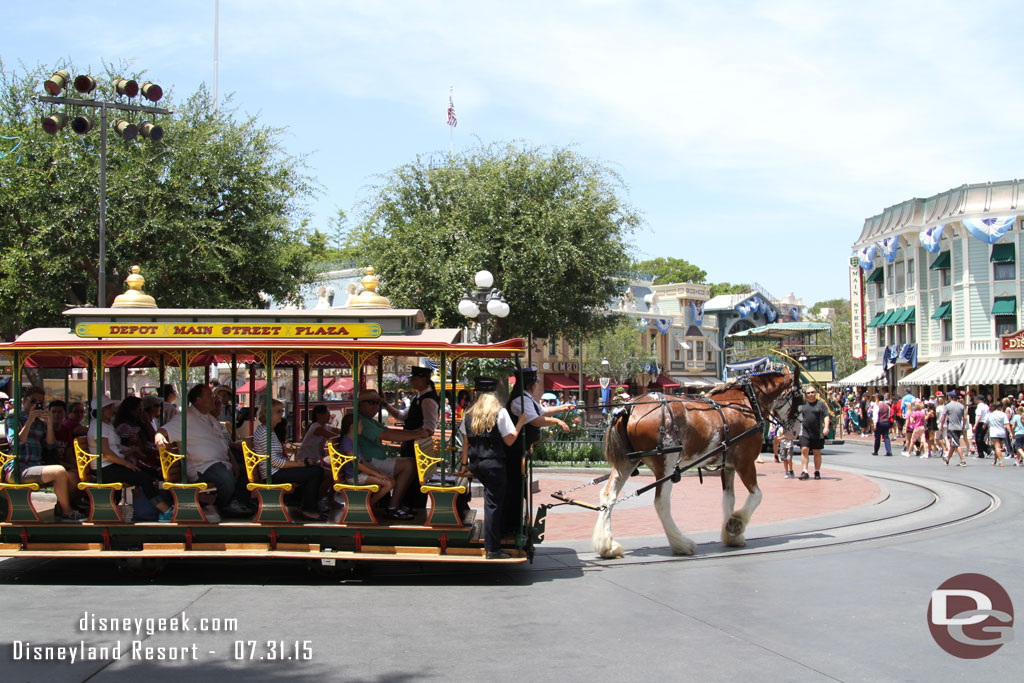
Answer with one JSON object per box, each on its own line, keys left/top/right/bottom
{"left": 1000, "top": 328, "right": 1024, "bottom": 351}
{"left": 850, "top": 256, "right": 865, "bottom": 359}
{"left": 551, "top": 361, "right": 579, "bottom": 373}
{"left": 75, "top": 322, "right": 383, "bottom": 340}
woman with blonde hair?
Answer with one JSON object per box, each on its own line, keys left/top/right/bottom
{"left": 459, "top": 376, "right": 529, "bottom": 559}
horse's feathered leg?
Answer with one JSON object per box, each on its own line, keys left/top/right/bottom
{"left": 723, "top": 446, "right": 763, "bottom": 547}
{"left": 720, "top": 456, "right": 742, "bottom": 546}
{"left": 593, "top": 420, "right": 633, "bottom": 559}
{"left": 648, "top": 453, "right": 696, "bottom": 556}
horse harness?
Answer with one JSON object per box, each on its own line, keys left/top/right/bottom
{"left": 550, "top": 378, "right": 772, "bottom": 511}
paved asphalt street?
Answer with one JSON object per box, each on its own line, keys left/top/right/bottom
{"left": 0, "top": 438, "right": 1020, "bottom": 682}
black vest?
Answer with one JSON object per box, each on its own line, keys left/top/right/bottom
{"left": 506, "top": 394, "right": 542, "bottom": 452}
{"left": 401, "top": 389, "right": 439, "bottom": 457}
{"left": 466, "top": 421, "right": 505, "bottom": 463}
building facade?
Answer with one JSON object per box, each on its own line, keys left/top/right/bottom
{"left": 843, "top": 179, "right": 1024, "bottom": 394}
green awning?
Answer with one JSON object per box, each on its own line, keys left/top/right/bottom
{"left": 895, "top": 307, "right": 916, "bottom": 324}
{"left": 991, "top": 243, "right": 1015, "bottom": 263}
{"left": 931, "top": 302, "right": 952, "bottom": 320}
{"left": 865, "top": 311, "right": 886, "bottom": 328}
{"left": 992, "top": 296, "right": 1017, "bottom": 316}
{"left": 929, "top": 251, "right": 951, "bottom": 270}
{"left": 865, "top": 268, "right": 884, "bottom": 283}
{"left": 878, "top": 309, "right": 898, "bottom": 326}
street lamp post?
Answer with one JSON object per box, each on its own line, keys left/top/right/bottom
{"left": 37, "top": 71, "right": 171, "bottom": 307}
{"left": 458, "top": 270, "right": 510, "bottom": 344}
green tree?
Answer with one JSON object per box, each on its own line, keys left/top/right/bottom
{"left": 345, "top": 142, "right": 640, "bottom": 340}
{"left": 0, "top": 60, "right": 319, "bottom": 338}
{"left": 809, "top": 298, "right": 863, "bottom": 378}
{"left": 710, "top": 281, "right": 751, "bottom": 297}
{"left": 635, "top": 257, "right": 707, "bottom": 285}
{"left": 581, "top": 318, "right": 647, "bottom": 384}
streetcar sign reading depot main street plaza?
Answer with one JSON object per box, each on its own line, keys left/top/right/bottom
{"left": 74, "top": 322, "right": 383, "bottom": 340}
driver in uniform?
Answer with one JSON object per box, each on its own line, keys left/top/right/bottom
{"left": 382, "top": 366, "right": 439, "bottom": 507}
{"left": 504, "top": 368, "right": 572, "bottom": 534}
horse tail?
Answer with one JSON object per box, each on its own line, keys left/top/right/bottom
{"left": 603, "top": 413, "right": 631, "bottom": 467}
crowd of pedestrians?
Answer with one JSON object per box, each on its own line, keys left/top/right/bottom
{"left": 833, "top": 386, "right": 1024, "bottom": 468}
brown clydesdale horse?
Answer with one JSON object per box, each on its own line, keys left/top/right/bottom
{"left": 592, "top": 369, "right": 802, "bottom": 559}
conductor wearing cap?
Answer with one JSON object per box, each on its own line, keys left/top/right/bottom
{"left": 504, "top": 368, "right": 572, "bottom": 533}
{"left": 382, "top": 366, "right": 439, "bottom": 458}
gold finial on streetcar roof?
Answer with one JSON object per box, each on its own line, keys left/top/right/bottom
{"left": 111, "top": 265, "right": 158, "bottom": 308}
{"left": 346, "top": 266, "right": 392, "bottom": 309}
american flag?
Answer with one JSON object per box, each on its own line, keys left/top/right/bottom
{"left": 447, "top": 96, "right": 457, "bottom": 127}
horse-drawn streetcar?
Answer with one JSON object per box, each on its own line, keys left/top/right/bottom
{"left": 0, "top": 268, "right": 541, "bottom": 567}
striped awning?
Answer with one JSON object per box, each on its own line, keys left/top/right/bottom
{"left": 958, "top": 357, "right": 1024, "bottom": 386}
{"left": 834, "top": 364, "right": 886, "bottom": 387}
{"left": 897, "top": 360, "right": 963, "bottom": 386}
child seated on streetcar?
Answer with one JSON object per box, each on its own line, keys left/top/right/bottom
{"left": 333, "top": 413, "right": 393, "bottom": 509}
{"left": 88, "top": 395, "right": 175, "bottom": 522}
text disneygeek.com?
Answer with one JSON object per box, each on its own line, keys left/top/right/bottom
{"left": 9, "top": 612, "right": 313, "bottom": 663}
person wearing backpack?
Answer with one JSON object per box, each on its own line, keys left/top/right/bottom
{"left": 873, "top": 392, "right": 893, "bottom": 456}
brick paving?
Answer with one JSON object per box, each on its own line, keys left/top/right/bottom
{"left": 465, "top": 461, "right": 881, "bottom": 542}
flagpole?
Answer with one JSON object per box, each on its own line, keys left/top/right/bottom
{"left": 449, "top": 84, "right": 454, "bottom": 156}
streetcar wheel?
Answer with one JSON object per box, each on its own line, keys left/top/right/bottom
{"left": 115, "top": 558, "right": 167, "bottom": 578}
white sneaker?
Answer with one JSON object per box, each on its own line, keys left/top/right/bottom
{"left": 202, "top": 506, "right": 221, "bottom": 523}
{"left": 902, "top": 451, "right": 910, "bottom": 457}
{"left": 919, "top": 454, "right": 928, "bottom": 458}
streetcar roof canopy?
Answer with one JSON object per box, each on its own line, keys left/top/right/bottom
{"left": 726, "top": 322, "right": 831, "bottom": 340}
{"left": 0, "top": 304, "right": 526, "bottom": 367}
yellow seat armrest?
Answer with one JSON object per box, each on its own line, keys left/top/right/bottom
{"left": 420, "top": 485, "right": 466, "bottom": 495}
{"left": 161, "top": 482, "right": 208, "bottom": 490}
{"left": 78, "top": 482, "right": 124, "bottom": 491}
{"left": 246, "top": 482, "right": 294, "bottom": 492}
{"left": 333, "top": 483, "right": 380, "bottom": 493}
{"left": 0, "top": 482, "right": 41, "bottom": 491}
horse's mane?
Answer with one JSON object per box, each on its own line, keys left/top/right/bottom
{"left": 708, "top": 370, "right": 790, "bottom": 397}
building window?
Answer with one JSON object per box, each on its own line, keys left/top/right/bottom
{"left": 941, "top": 268, "right": 951, "bottom": 287}
{"left": 908, "top": 323, "right": 915, "bottom": 344}
{"left": 875, "top": 281, "right": 884, "bottom": 298}
{"left": 886, "top": 263, "right": 895, "bottom": 295}
{"left": 996, "top": 315, "right": 1017, "bottom": 337}
{"left": 941, "top": 318, "right": 952, "bottom": 342}
{"left": 573, "top": 344, "right": 580, "bottom": 358}
{"left": 673, "top": 344, "right": 681, "bottom": 361}
{"left": 897, "top": 325, "right": 907, "bottom": 345}
{"left": 894, "top": 261, "right": 906, "bottom": 293}
{"left": 906, "top": 259, "right": 915, "bottom": 291}
{"left": 706, "top": 344, "right": 714, "bottom": 362}
{"left": 548, "top": 338, "right": 557, "bottom": 356}
{"left": 695, "top": 341, "right": 704, "bottom": 359}
{"left": 994, "top": 261, "right": 1015, "bottom": 281}
{"left": 877, "top": 328, "right": 885, "bottom": 347}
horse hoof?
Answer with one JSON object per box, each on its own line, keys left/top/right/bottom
{"left": 723, "top": 536, "right": 746, "bottom": 548}
{"left": 671, "top": 538, "right": 696, "bottom": 556}
{"left": 599, "top": 542, "right": 624, "bottom": 559}
{"left": 725, "top": 516, "right": 744, "bottom": 536}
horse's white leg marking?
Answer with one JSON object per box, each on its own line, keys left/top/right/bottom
{"left": 653, "top": 453, "right": 695, "bottom": 555}
{"left": 723, "top": 462, "right": 763, "bottom": 547}
{"left": 592, "top": 459, "right": 632, "bottom": 559}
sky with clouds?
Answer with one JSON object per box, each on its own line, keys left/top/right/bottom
{"left": 5, "top": 0, "right": 1023, "bottom": 303}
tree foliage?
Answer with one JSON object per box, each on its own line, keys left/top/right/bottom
{"left": 635, "top": 256, "right": 707, "bottom": 285}
{"left": 346, "top": 142, "right": 640, "bottom": 340}
{"left": 581, "top": 318, "right": 649, "bottom": 384}
{"left": 0, "top": 60, "right": 319, "bottom": 338}
{"left": 710, "top": 281, "right": 751, "bottom": 297}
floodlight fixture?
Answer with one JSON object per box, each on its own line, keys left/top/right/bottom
{"left": 113, "top": 119, "right": 138, "bottom": 141}
{"left": 113, "top": 78, "right": 139, "bottom": 98}
{"left": 73, "top": 74, "right": 97, "bottom": 94}
{"left": 44, "top": 69, "right": 70, "bottom": 95}
{"left": 41, "top": 112, "right": 68, "bottom": 135}
{"left": 140, "top": 81, "right": 163, "bottom": 102}
{"left": 139, "top": 121, "right": 164, "bottom": 142}
{"left": 71, "top": 115, "right": 94, "bottom": 135}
